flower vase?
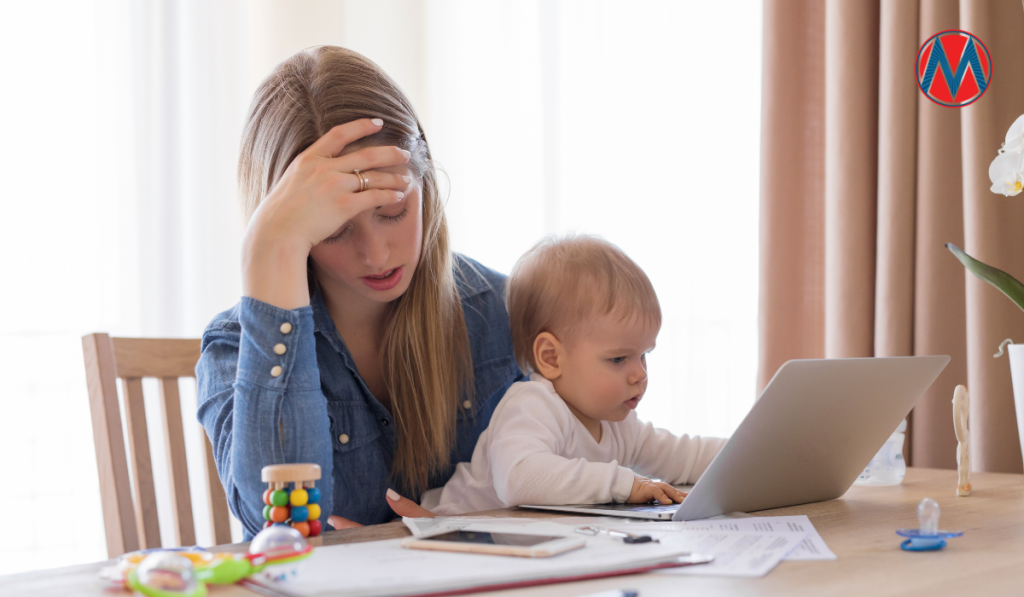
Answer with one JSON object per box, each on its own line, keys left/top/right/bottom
{"left": 1008, "top": 344, "right": 1024, "bottom": 466}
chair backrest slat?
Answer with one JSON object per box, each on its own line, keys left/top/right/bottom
{"left": 83, "top": 333, "right": 231, "bottom": 558}
{"left": 113, "top": 339, "right": 202, "bottom": 378}
{"left": 122, "top": 376, "right": 161, "bottom": 549}
{"left": 82, "top": 333, "right": 139, "bottom": 556}
{"left": 203, "top": 433, "right": 233, "bottom": 545}
{"left": 159, "top": 377, "right": 197, "bottom": 547}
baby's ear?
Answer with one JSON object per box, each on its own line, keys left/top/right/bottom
{"left": 532, "top": 332, "right": 563, "bottom": 380}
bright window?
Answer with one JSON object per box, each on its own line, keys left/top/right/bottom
{"left": 0, "top": 0, "right": 760, "bottom": 574}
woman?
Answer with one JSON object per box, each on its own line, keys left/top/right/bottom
{"left": 197, "top": 46, "right": 521, "bottom": 538}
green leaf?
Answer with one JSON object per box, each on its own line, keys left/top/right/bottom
{"left": 946, "top": 243, "right": 1024, "bottom": 312}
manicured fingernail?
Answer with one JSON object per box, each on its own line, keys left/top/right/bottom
{"left": 387, "top": 488, "right": 400, "bottom": 501}
{"left": 371, "top": 118, "right": 383, "bottom": 126}
{"left": 400, "top": 149, "right": 411, "bottom": 160}
{"left": 327, "top": 518, "right": 337, "bottom": 529}
{"left": 402, "top": 175, "right": 412, "bottom": 184}
{"left": 395, "top": 191, "right": 405, "bottom": 199}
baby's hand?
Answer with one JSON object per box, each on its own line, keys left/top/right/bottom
{"left": 627, "top": 477, "right": 687, "bottom": 505}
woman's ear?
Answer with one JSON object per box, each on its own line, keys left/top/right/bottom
{"left": 533, "top": 332, "right": 563, "bottom": 380}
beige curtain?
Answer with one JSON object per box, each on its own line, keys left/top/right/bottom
{"left": 759, "top": 0, "right": 1024, "bottom": 472}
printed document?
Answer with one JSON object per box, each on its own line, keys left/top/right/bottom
{"left": 610, "top": 514, "right": 836, "bottom": 561}
{"left": 245, "top": 528, "right": 698, "bottom": 597}
{"left": 405, "top": 516, "right": 808, "bottom": 578}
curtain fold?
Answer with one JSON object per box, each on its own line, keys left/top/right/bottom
{"left": 758, "top": 0, "right": 826, "bottom": 391}
{"left": 824, "top": 0, "right": 879, "bottom": 359}
{"left": 960, "top": 0, "right": 1024, "bottom": 472}
{"left": 760, "top": 0, "right": 1024, "bottom": 472}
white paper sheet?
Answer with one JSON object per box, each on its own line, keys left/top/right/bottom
{"left": 650, "top": 529, "right": 808, "bottom": 577}
{"left": 610, "top": 514, "right": 836, "bottom": 561}
{"left": 403, "top": 516, "right": 807, "bottom": 578}
{"left": 246, "top": 524, "right": 700, "bottom": 597}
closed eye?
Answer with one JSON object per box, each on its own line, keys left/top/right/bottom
{"left": 322, "top": 207, "right": 408, "bottom": 245}
{"left": 377, "top": 207, "right": 408, "bottom": 223}
{"left": 322, "top": 225, "right": 352, "bottom": 244}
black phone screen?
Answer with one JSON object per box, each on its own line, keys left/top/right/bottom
{"left": 423, "top": 531, "right": 563, "bottom": 546}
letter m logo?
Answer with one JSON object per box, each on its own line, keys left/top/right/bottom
{"left": 916, "top": 31, "right": 991, "bottom": 108}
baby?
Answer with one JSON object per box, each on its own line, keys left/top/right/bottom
{"left": 421, "top": 234, "right": 726, "bottom": 514}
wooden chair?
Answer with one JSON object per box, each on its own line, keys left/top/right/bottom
{"left": 82, "top": 333, "right": 233, "bottom": 558}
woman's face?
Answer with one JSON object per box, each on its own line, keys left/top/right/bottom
{"left": 309, "top": 159, "right": 422, "bottom": 306}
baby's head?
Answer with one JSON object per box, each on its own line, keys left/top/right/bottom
{"left": 506, "top": 234, "right": 661, "bottom": 424}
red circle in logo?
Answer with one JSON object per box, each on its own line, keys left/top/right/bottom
{"left": 916, "top": 30, "right": 992, "bottom": 108}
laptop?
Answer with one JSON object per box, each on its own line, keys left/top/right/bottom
{"left": 522, "top": 356, "right": 949, "bottom": 521}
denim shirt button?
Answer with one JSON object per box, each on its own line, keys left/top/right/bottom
{"left": 270, "top": 365, "right": 283, "bottom": 378}
{"left": 280, "top": 322, "right": 292, "bottom": 334}
{"left": 273, "top": 343, "right": 287, "bottom": 355}
{"left": 462, "top": 400, "right": 472, "bottom": 410}
{"left": 339, "top": 433, "right": 350, "bottom": 444}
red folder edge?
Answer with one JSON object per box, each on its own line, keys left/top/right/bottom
{"left": 239, "top": 557, "right": 697, "bottom": 597}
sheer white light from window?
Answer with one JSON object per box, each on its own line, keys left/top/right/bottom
{"left": 0, "top": 0, "right": 760, "bottom": 574}
{"left": 421, "top": 0, "right": 762, "bottom": 440}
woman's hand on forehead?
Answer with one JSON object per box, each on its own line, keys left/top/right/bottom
{"left": 242, "top": 118, "right": 413, "bottom": 309}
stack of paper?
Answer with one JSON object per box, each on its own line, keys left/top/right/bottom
{"left": 405, "top": 513, "right": 835, "bottom": 578}
{"left": 245, "top": 514, "right": 835, "bottom": 595}
{"left": 244, "top": 523, "right": 699, "bottom": 597}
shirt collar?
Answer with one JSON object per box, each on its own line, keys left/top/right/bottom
{"left": 311, "top": 285, "right": 347, "bottom": 354}
{"left": 529, "top": 371, "right": 556, "bottom": 391}
{"left": 454, "top": 255, "right": 495, "bottom": 300}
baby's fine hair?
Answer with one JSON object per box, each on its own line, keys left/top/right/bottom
{"left": 505, "top": 233, "right": 662, "bottom": 372}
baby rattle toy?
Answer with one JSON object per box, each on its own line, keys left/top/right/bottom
{"left": 100, "top": 524, "right": 314, "bottom": 596}
{"left": 261, "top": 463, "right": 324, "bottom": 538}
{"left": 99, "top": 462, "right": 323, "bottom": 596}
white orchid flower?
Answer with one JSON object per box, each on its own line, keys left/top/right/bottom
{"left": 989, "top": 149, "right": 1024, "bottom": 196}
{"left": 1001, "top": 114, "right": 1024, "bottom": 155}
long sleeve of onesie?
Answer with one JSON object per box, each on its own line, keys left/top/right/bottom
{"left": 621, "top": 420, "right": 727, "bottom": 485}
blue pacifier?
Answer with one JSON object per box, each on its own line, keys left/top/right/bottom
{"left": 896, "top": 497, "right": 963, "bottom": 551}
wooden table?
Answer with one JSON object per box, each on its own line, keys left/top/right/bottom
{"left": 4, "top": 467, "right": 1023, "bottom": 596}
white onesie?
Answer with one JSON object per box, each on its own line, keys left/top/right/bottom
{"left": 421, "top": 373, "right": 727, "bottom": 515}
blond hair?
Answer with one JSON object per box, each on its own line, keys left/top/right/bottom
{"left": 506, "top": 234, "right": 662, "bottom": 372}
{"left": 237, "top": 46, "right": 472, "bottom": 494}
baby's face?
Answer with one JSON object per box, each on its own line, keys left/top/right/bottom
{"left": 552, "top": 312, "right": 659, "bottom": 425}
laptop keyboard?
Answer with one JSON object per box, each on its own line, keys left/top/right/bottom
{"left": 566, "top": 503, "right": 680, "bottom": 513}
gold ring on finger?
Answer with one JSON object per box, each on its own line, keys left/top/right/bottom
{"left": 353, "top": 169, "right": 368, "bottom": 193}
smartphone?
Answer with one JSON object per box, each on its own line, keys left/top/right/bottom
{"left": 401, "top": 530, "right": 586, "bottom": 558}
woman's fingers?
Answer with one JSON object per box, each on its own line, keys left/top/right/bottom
{"left": 326, "top": 490, "right": 435, "bottom": 534}
{"left": 339, "top": 170, "right": 412, "bottom": 194}
{"left": 331, "top": 145, "right": 410, "bottom": 174}
{"left": 334, "top": 189, "right": 405, "bottom": 219}
{"left": 327, "top": 515, "right": 364, "bottom": 530}
{"left": 386, "top": 488, "right": 436, "bottom": 519}
{"left": 308, "top": 118, "right": 385, "bottom": 158}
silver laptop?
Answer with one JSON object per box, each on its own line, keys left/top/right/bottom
{"left": 522, "top": 356, "right": 949, "bottom": 521}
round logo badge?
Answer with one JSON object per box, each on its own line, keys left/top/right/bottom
{"left": 916, "top": 30, "right": 992, "bottom": 108}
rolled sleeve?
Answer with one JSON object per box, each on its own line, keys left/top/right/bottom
{"left": 236, "top": 297, "right": 319, "bottom": 392}
{"left": 198, "top": 297, "right": 333, "bottom": 539}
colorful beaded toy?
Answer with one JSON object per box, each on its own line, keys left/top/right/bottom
{"left": 261, "top": 463, "right": 323, "bottom": 538}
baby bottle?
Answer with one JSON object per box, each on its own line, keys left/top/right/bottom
{"left": 854, "top": 419, "right": 907, "bottom": 486}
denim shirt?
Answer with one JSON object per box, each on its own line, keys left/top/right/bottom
{"left": 196, "top": 254, "right": 524, "bottom": 538}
